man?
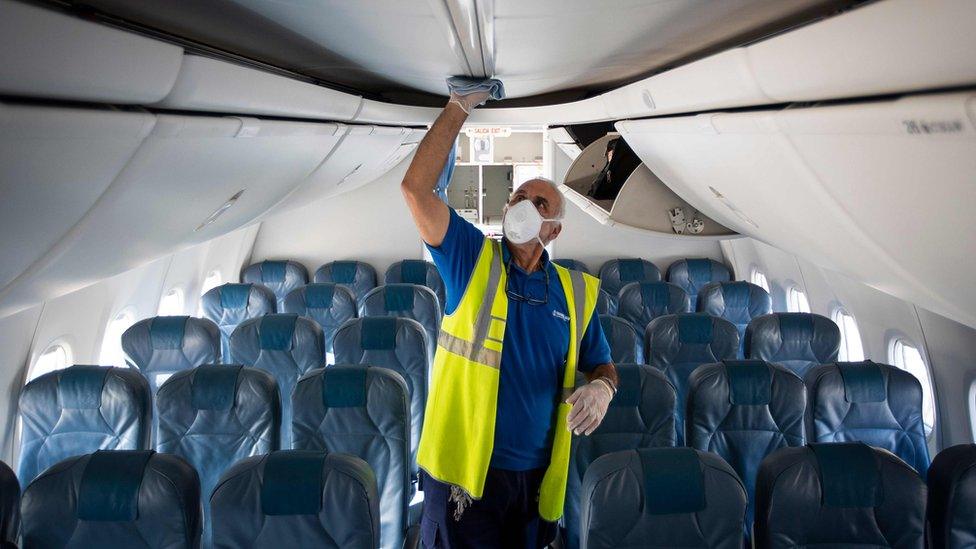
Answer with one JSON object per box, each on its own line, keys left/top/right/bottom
{"left": 402, "top": 85, "right": 619, "bottom": 548}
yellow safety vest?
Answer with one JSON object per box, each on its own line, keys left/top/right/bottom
{"left": 416, "top": 237, "right": 601, "bottom": 521}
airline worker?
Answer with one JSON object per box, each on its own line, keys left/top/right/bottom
{"left": 401, "top": 86, "right": 619, "bottom": 548}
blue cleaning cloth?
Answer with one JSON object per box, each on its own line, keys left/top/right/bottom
{"left": 435, "top": 139, "right": 457, "bottom": 204}
{"left": 446, "top": 76, "right": 506, "bottom": 100}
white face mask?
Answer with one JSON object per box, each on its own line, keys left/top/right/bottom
{"left": 503, "top": 199, "right": 559, "bottom": 245}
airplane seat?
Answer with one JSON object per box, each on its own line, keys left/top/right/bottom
{"left": 565, "top": 364, "right": 677, "bottom": 549}
{"left": 332, "top": 317, "right": 427, "bottom": 469}
{"left": 579, "top": 448, "right": 747, "bottom": 549}
{"left": 384, "top": 260, "right": 446, "bottom": 313}
{"left": 686, "top": 359, "right": 806, "bottom": 533}
{"left": 0, "top": 461, "right": 18, "bottom": 547}
{"left": 596, "top": 288, "right": 616, "bottom": 315}
{"left": 201, "top": 282, "right": 276, "bottom": 359}
{"left": 746, "top": 312, "right": 840, "bottom": 379}
{"left": 156, "top": 365, "right": 281, "bottom": 546}
{"left": 553, "top": 259, "right": 591, "bottom": 274}
{"left": 282, "top": 283, "right": 358, "bottom": 354}
{"left": 241, "top": 260, "right": 309, "bottom": 310}
{"left": 18, "top": 365, "right": 151, "bottom": 487}
{"left": 314, "top": 260, "right": 378, "bottom": 301}
{"left": 755, "top": 443, "right": 926, "bottom": 549}
{"left": 597, "top": 259, "right": 662, "bottom": 298}
{"left": 229, "top": 314, "right": 324, "bottom": 448}
{"left": 666, "top": 258, "right": 733, "bottom": 310}
{"left": 292, "top": 365, "right": 409, "bottom": 549}
{"left": 927, "top": 444, "right": 976, "bottom": 549}
{"left": 806, "top": 360, "right": 930, "bottom": 475}
{"left": 121, "top": 315, "right": 221, "bottom": 394}
{"left": 211, "top": 450, "right": 379, "bottom": 549}
{"left": 21, "top": 450, "right": 201, "bottom": 548}
{"left": 616, "top": 281, "right": 691, "bottom": 333}
{"left": 644, "top": 313, "right": 739, "bottom": 445}
{"left": 598, "top": 315, "right": 643, "bottom": 364}
{"left": 698, "top": 281, "right": 772, "bottom": 357}
{"left": 359, "top": 284, "right": 441, "bottom": 364}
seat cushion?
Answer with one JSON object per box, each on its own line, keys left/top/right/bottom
{"left": 746, "top": 313, "right": 840, "bottom": 378}
{"left": 282, "top": 283, "right": 357, "bottom": 353}
{"left": 385, "top": 260, "right": 446, "bottom": 314}
{"left": 314, "top": 261, "right": 378, "bottom": 301}
{"left": 553, "top": 259, "right": 590, "bottom": 274}
{"left": 121, "top": 315, "right": 221, "bottom": 393}
{"left": 598, "top": 259, "right": 661, "bottom": 297}
{"left": 0, "top": 460, "right": 19, "bottom": 545}
{"left": 666, "top": 258, "right": 733, "bottom": 310}
{"left": 201, "top": 283, "right": 276, "bottom": 359}
{"left": 595, "top": 289, "right": 616, "bottom": 316}
{"left": 359, "top": 284, "right": 441, "bottom": 364}
{"left": 928, "top": 444, "right": 976, "bottom": 549}
{"left": 698, "top": 282, "right": 772, "bottom": 358}
{"left": 241, "top": 260, "right": 308, "bottom": 310}
{"left": 616, "top": 281, "right": 691, "bottom": 333}
{"left": 598, "top": 315, "right": 643, "bottom": 364}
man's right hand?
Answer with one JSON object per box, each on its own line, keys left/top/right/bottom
{"left": 448, "top": 90, "right": 492, "bottom": 115}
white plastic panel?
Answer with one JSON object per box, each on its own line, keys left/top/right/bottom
{"left": 354, "top": 99, "right": 440, "bottom": 125}
{"left": 0, "top": 0, "right": 183, "bottom": 103}
{"left": 156, "top": 55, "right": 363, "bottom": 121}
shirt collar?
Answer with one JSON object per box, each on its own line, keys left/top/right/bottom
{"left": 501, "top": 238, "right": 550, "bottom": 275}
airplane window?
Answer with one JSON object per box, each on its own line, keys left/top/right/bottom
{"left": 158, "top": 287, "right": 184, "bottom": 316}
{"left": 787, "top": 286, "right": 811, "bottom": 313}
{"left": 750, "top": 268, "right": 770, "bottom": 293}
{"left": 99, "top": 309, "right": 135, "bottom": 367}
{"left": 201, "top": 270, "right": 223, "bottom": 296}
{"left": 28, "top": 343, "right": 71, "bottom": 382}
{"left": 890, "top": 339, "right": 936, "bottom": 437}
{"left": 832, "top": 308, "right": 865, "bottom": 362}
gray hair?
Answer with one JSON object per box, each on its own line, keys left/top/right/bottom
{"left": 513, "top": 177, "right": 566, "bottom": 220}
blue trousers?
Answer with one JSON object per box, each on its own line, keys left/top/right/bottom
{"left": 420, "top": 468, "right": 557, "bottom": 549}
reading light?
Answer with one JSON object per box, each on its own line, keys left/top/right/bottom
{"left": 195, "top": 190, "right": 244, "bottom": 232}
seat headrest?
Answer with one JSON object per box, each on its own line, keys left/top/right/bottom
{"left": 598, "top": 259, "right": 662, "bottom": 296}
{"left": 699, "top": 282, "right": 772, "bottom": 321}
{"left": 314, "top": 261, "right": 378, "bottom": 301}
{"left": 261, "top": 450, "right": 327, "bottom": 516}
{"left": 58, "top": 365, "right": 110, "bottom": 409}
{"left": 617, "top": 281, "right": 691, "bottom": 331}
{"left": 553, "top": 259, "right": 590, "bottom": 274}
{"left": 190, "top": 365, "right": 243, "bottom": 411}
{"left": 78, "top": 450, "right": 155, "bottom": 521}
{"left": 677, "top": 313, "right": 714, "bottom": 343}
{"left": 810, "top": 442, "right": 881, "bottom": 508}
{"left": 383, "top": 284, "right": 416, "bottom": 311}
{"left": 258, "top": 314, "right": 299, "bottom": 350}
{"left": 321, "top": 366, "right": 368, "bottom": 408}
{"left": 596, "top": 288, "right": 616, "bottom": 315}
{"left": 666, "top": 259, "right": 732, "bottom": 307}
{"left": 639, "top": 447, "right": 706, "bottom": 514}
{"left": 837, "top": 361, "right": 887, "bottom": 403}
{"left": 304, "top": 283, "right": 336, "bottom": 307}
{"left": 149, "top": 316, "right": 188, "bottom": 349}
{"left": 219, "top": 283, "right": 257, "bottom": 309}
{"left": 328, "top": 261, "right": 362, "bottom": 284}
{"left": 724, "top": 359, "right": 772, "bottom": 405}
{"left": 746, "top": 313, "right": 841, "bottom": 377}
{"left": 599, "top": 314, "right": 643, "bottom": 364}
{"left": 610, "top": 364, "right": 642, "bottom": 407}
{"left": 360, "top": 317, "right": 398, "bottom": 350}
{"left": 398, "top": 260, "right": 429, "bottom": 285}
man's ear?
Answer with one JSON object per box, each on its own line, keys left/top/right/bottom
{"left": 548, "top": 223, "right": 562, "bottom": 241}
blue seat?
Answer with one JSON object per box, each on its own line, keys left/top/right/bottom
{"left": 597, "top": 258, "right": 661, "bottom": 298}
{"left": 333, "top": 317, "right": 428, "bottom": 469}
{"left": 202, "top": 283, "right": 276, "bottom": 359}
{"left": 644, "top": 313, "right": 739, "bottom": 444}
{"left": 121, "top": 315, "right": 221, "bottom": 394}
{"left": 698, "top": 281, "right": 772, "bottom": 357}
{"left": 18, "top": 365, "right": 151, "bottom": 487}
{"left": 666, "top": 258, "right": 733, "bottom": 310}
{"left": 580, "top": 448, "right": 747, "bottom": 549}
{"left": 385, "top": 260, "right": 445, "bottom": 313}
{"left": 292, "top": 366, "right": 410, "bottom": 549}
{"left": 755, "top": 443, "right": 926, "bottom": 549}
{"left": 156, "top": 365, "right": 280, "bottom": 546}
{"left": 21, "top": 450, "right": 201, "bottom": 548}
{"left": 686, "top": 360, "right": 806, "bottom": 533}
{"left": 616, "top": 281, "right": 691, "bottom": 333}
{"left": 598, "top": 315, "right": 643, "bottom": 364}
{"left": 241, "top": 260, "right": 309, "bottom": 310}
{"left": 595, "top": 289, "right": 616, "bottom": 315}
{"left": 553, "top": 259, "right": 590, "bottom": 274}
{"left": 229, "top": 314, "right": 324, "bottom": 448}
{"left": 211, "top": 450, "right": 379, "bottom": 549}
{"left": 566, "top": 365, "right": 676, "bottom": 549}
{"left": 0, "top": 460, "right": 18, "bottom": 547}
{"left": 282, "top": 283, "right": 357, "bottom": 354}
{"left": 927, "top": 444, "right": 976, "bottom": 549}
{"left": 747, "top": 313, "right": 840, "bottom": 379}
{"left": 360, "top": 284, "right": 440, "bottom": 364}
{"left": 314, "top": 260, "right": 378, "bottom": 301}
{"left": 805, "top": 361, "right": 930, "bottom": 475}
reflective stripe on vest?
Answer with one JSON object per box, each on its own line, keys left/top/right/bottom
{"left": 416, "top": 237, "right": 600, "bottom": 521}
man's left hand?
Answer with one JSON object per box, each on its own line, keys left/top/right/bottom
{"left": 565, "top": 380, "right": 613, "bottom": 436}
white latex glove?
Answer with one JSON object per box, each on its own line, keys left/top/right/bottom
{"left": 448, "top": 89, "right": 492, "bottom": 115}
{"left": 565, "top": 380, "right": 613, "bottom": 436}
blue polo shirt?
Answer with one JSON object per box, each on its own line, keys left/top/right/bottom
{"left": 426, "top": 209, "right": 612, "bottom": 471}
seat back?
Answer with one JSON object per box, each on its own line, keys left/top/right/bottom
{"left": 282, "top": 283, "right": 357, "bottom": 353}
{"left": 566, "top": 365, "right": 676, "bottom": 549}
{"left": 292, "top": 366, "right": 409, "bottom": 549}
{"left": 0, "top": 461, "right": 19, "bottom": 546}
{"left": 597, "top": 258, "right": 661, "bottom": 297}
{"left": 596, "top": 289, "right": 616, "bottom": 315}
{"left": 241, "top": 260, "right": 309, "bottom": 310}
{"left": 698, "top": 282, "right": 772, "bottom": 357}
{"left": 806, "top": 361, "right": 930, "bottom": 475}
{"left": 645, "top": 314, "right": 739, "bottom": 444}
{"left": 333, "top": 317, "right": 427, "bottom": 467}
{"left": 598, "top": 315, "right": 643, "bottom": 364}
{"left": 360, "top": 284, "right": 440, "bottom": 363}
{"left": 229, "top": 314, "right": 324, "bottom": 448}
{"left": 18, "top": 365, "right": 151, "bottom": 487}
{"left": 156, "top": 365, "right": 280, "bottom": 545}
{"left": 686, "top": 359, "right": 806, "bottom": 530}
{"left": 747, "top": 313, "right": 840, "bottom": 379}
{"left": 580, "top": 448, "right": 747, "bottom": 549}
{"left": 553, "top": 259, "right": 590, "bottom": 274}
{"left": 201, "top": 283, "right": 276, "bottom": 359}
{"left": 666, "top": 258, "right": 733, "bottom": 310}
{"left": 927, "top": 444, "right": 976, "bottom": 549}
{"left": 314, "top": 260, "right": 378, "bottom": 301}
{"left": 385, "top": 260, "right": 445, "bottom": 313}
{"left": 755, "top": 443, "right": 926, "bottom": 549}
{"left": 21, "top": 450, "right": 201, "bottom": 548}
{"left": 121, "top": 315, "right": 220, "bottom": 394}
{"left": 616, "top": 281, "right": 691, "bottom": 333}
{"left": 211, "top": 450, "right": 379, "bottom": 549}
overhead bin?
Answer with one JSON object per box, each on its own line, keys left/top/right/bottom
{"left": 0, "top": 0, "right": 183, "bottom": 104}
{"left": 561, "top": 134, "right": 735, "bottom": 238}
